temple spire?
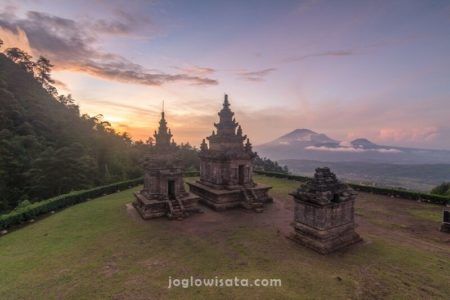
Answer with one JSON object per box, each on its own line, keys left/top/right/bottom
{"left": 153, "top": 103, "right": 173, "bottom": 148}
{"left": 223, "top": 94, "right": 230, "bottom": 108}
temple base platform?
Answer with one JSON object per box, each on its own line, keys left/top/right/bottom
{"left": 133, "top": 191, "right": 201, "bottom": 220}
{"left": 187, "top": 181, "right": 272, "bottom": 212}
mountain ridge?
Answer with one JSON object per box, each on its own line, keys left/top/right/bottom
{"left": 255, "top": 128, "right": 450, "bottom": 164}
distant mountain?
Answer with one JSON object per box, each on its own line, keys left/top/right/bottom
{"left": 350, "top": 138, "right": 379, "bottom": 149}
{"left": 273, "top": 128, "right": 337, "bottom": 145}
{"left": 256, "top": 129, "right": 450, "bottom": 164}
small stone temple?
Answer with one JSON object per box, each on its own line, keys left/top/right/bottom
{"left": 441, "top": 208, "right": 450, "bottom": 233}
{"left": 187, "top": 94, "right": 272, "bottom": 212}
{"left": 133, "top": 110, "right": 201, "bottom": 220}
{"left": 289, "top": 167, "right": 362, "bottom": 254}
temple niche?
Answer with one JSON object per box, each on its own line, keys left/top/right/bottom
{"left": 188, "top": 94, "right": 272, "bottom": 212}
{"left": 133, "top": 110, "right": 201, "bottom": 220}
{"left": 289, "top": 167, "right": 362, "bottom": 254}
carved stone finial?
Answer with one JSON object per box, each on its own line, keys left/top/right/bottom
{"left": 245, "top": 138, "right": 253, "bottom": 152}
{"left": 237, "top": 125, "right": 243, "bottom": 136}
{"left": 200, "top": 139, "right": 208, "bottom": 151}
{"left": 224, "top": 94, "right": 230, "bottom": 108}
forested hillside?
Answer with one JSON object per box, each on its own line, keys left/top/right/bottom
{"left": 0, "top": 48, "right": 152, "bottom": 212}
{"left": 0, "top": 45, "right": 285, "bottom": 213}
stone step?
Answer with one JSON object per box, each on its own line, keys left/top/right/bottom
{"left": 254, "top": 207, "right": 264, "bottom": 213}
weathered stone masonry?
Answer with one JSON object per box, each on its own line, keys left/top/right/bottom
{"left": 133, "top": 110, "right": 201, "bottom": 220}
{"left": 289, "top": 167, "right": 362, "bottom": 254}
{"left": 188, "top": 94, "right": 272, "bottom": 212}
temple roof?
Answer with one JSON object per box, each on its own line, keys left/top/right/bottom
{"left": 202, "top": 94, "right": 255, "bottom": 158}
{"left": 153, "top": 109, "right": 174, "bottom": 149}
{"left": 291, "top": 167, "right": 355, "bottom": 205}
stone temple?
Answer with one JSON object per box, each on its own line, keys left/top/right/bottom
{"left": 289, "top": 167, "right": 362, "bottom": 254}
{"left": 188, "top": 94, "right": 272, "bottom": 212}
{"left": 441, "top": 208, "right": 450, "bottom": 233}
{"left": 133, "top": 110, "right": 201, "bottom": 220}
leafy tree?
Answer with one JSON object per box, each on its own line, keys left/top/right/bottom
{"left": 27, "top": 143, "right": 97, "bottom": 198}
{"left": 0, "top": 51, "right": 150, "bottom": 212}
{"left": 431, "top": 182, "right": 450, "bottom": 196}
{"left": 177, "top": 143, "right": 201, "bottom": 171}
{"left": 34, "top": 56, "right": 58, "bottom": 96}
{"left": 57, "top": 94, "right": 79, "bottom": 114}
{"left": 5, "top": 48, "right": 34, "bottom": 73}
{"left": 35, "top": 56, "right": 54, "bottom": 84}
{"left": 254, "top": 156, "right": 289, "bottom": 173}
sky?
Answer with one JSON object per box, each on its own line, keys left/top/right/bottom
{"left": 1, "top": 0, "right": 450, "bottom": 149}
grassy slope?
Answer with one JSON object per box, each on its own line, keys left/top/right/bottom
{"left": 0, "top": 176, "right": 449, "bottom": 300}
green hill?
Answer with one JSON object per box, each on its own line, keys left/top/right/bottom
{"left": 0, "top": 53, "right": 143, "bottom": 212}
{"left": 0, "top": 175, "right": 448, "bottom": 299}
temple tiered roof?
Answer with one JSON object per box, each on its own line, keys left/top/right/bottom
{"left": 202, "top": 94, "right": 254, "bottom": 157}
{"left": 188, "top": 93, "right": 272, "bottom": 211}
{"left": 153, "top": 110, "right": 175, "bottom": 151}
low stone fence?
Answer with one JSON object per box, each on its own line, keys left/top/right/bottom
{"left": 254, "top": 170, "right": 450, "bottom": 205}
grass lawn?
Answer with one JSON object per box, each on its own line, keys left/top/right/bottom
{"left": 0, "top": 175, "right": 449, "bottom": 299}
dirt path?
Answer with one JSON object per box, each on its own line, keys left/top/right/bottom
{"left": 126, "top": 191, "right": 450, "bottom": 256}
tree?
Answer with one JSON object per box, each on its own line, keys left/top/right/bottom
{"left": 0, "top": 47, "right": 208, "bottom": 213}
{"left": 35, "top": 56, "right": 54, "bottom": 84}
{"left": 27, "top": 144, "right": 97, "bottom": 198}
{"left": 254, "top": 156, "right": 289, "bottom": 173}
{"left": 35, "top": 56, "right": 58, "bottom": 96}
{"left": 58, "top": 94, "right": 74, "bottom": 106}
{"left": 431, "top": 182, "right": 450, "bottom": 196}
{"left": 57, "top": 94, "right": 79, "bottom": 114}
{"left": 5, "top": 48, "right": 34, "bottom": 73}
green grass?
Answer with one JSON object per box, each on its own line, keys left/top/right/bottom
{"left": 407, "top": 207, "right": 443, "bottom": 222}
{"left": 0, "top": 175, "right": 449, "bottom": 299}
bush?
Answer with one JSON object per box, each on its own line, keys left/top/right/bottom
{"left": 0, "top": 172, "right": 201, "bottom": 230}
{"left": 431, "top": 182, "right": 450, "bottom": 196}
{"left": 254, "top": 170, "right": 310, "bottom": 182}
{"left": 0, "top": 177, "right": 143, "bottom": 229}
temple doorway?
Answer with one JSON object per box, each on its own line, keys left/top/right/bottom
{"left": 238, "top": 165, "right": 245, "bottom": 185}
{"left": 168, "top": 180, "right": 176, "bottom": 200}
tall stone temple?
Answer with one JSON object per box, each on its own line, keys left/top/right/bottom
{"left": 133, "top": 110, "right": 201, "bottom": 220}
{"left": 188, "top": 94, "right": 272, "bottom": 212}
{"left": 289, "top": 167, "right": 362, "bottom": 254}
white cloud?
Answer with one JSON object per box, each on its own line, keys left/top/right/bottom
{"left": 305, "top": 145, "right": 402, "bottom": 153}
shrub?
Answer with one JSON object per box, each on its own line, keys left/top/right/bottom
{"left": 0, "top": 172, "right": 201, "bottom": 230}
{"left": 0, "top": 177, "right": 143, "bottom": 230}
{"left": 431, "top": 182, "right": 450, "bottom": 196}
